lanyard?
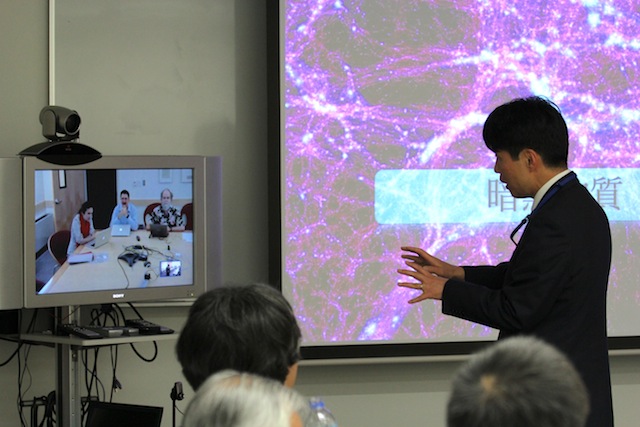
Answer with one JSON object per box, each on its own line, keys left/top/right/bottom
{"left": 532, "top": 171, "right": 577, "bottom": 215}
{"left": 510, "top": 172, "right": 577, "bottom": 245}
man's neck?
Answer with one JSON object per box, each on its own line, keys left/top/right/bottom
{"left": 531, "top": 168, "right": 571, "bottom": 210}
{"left": 532, "top": 166, "right": 568, "bottom": 193}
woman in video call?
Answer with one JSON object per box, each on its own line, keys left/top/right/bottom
{"left": 67, "top": 201, "right": 96, "bottom": 255}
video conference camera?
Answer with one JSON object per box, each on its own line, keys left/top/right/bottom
{"left": 40, "top": 105, "right": 81, "bottom": 142}
{"left": 19, "top": 105, "right": 102, "bottom": 166}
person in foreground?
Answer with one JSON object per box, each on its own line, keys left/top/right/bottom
{"left": 182, "top": 370, "right": 310, "bottom": 427}
{"left": 67, "top": 201, "right": 96, "bottom": 255}
{"left": 146, "top": 188, "right": 185, "bottom": 231}
{"left": 397, "top": 96, "right": 613, "bottom": 427}
{"left": 447, "top": 336, "right": 589, "bottom": 427}
{"left": 109, "top": 189, "right": 138, "bottom": 228}
{"left": 176, "top": 283, "right": 302, "bottom": 391}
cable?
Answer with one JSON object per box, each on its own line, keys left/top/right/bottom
{"left": 109, "top": 344, "right": 120, "bottom": 402}
{"left": 17, "top": 342, "right": 34, "bottom": 427}
{"left": 2, "top": 309, "right": 38, "bottom": 367}
{"left": 16, "top": 309, "right": 43, "bottom": 427}
{"left": 0, "top": 342, "right": 22, "bottom": 367}
{"left": 58, "top": 306, "right": 81, "bottom": 324}
{"left": 122, "top": 302, "right": 159, "bottom": 362}
{"left": 128, "top": 340, "right": 159, "bottom": 363}
{"left": 126, "top": 302, "right": 144, "bottom": 319}
{"left": 36, "top": 391, "right": 56, "bottom": 427}
{"left": 113, "top": 304, "right": 127, "bottom": 322}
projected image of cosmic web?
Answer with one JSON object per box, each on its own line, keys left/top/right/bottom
{"left": 282, "top": 0, "right": 640, "bottom": 345}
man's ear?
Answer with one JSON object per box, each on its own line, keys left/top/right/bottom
{"left": 522, "top": 148, "right": 539, "bottom": 169}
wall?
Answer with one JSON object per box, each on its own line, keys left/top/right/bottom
{"left": 0, "top": 1, "right": 56, "bottom": 425}
{"left": 0, "top": 1, "right": 639, "bottom": 426}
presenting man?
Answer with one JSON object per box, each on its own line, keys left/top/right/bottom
{"left": 110, "top": 189, "right": 138, "bottom": 229}
{"left": 398, "top": 96, "right": 613, "bottom": 427}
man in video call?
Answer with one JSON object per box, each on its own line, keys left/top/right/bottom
{"left": 146, "top": 188, "right": 185, "bottom": 232}
{"left": 397, "top": 96, "right": 613, "bottom": 427}
{"left": 110, "top": 189, "right": 138, "bottom": 229}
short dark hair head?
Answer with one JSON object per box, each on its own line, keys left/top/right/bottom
{"left": 120, "top": 189, "right": 130, "bottom": 197}
{"left": 176, "top": 283, "right": 302, "bottom": 390}
{"left": 482, "top": 96, "right": 569, "bottom": 167}
{"left": 447, "top": 336, "right": 589, "bottom": 427}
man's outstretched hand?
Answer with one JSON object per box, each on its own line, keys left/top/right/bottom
{"left": 397, "top": 246, "right": 464, "bottom": 303}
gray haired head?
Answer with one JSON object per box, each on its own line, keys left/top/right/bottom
{"left": 182, "top": 370, "right": 311, "bottom": 427}
{"left": 447, "top": 336, "right": 589, "bottom": 427}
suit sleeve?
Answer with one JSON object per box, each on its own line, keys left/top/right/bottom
{"left": 462, "top": 263, "right": 509, "bottom": 289}
{"left": 442, "top": 217, "right": 571, "bottom": 333}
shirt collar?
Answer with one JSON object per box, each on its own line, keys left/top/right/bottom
{"left": 531, "top": 169, "right": 572, "bottom": 211}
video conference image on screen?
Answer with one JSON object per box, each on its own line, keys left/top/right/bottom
{"left": 33, "top": 167, "right": 194, "bottom": 298}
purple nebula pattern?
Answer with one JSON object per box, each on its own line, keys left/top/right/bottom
{"left": 283, "top": 0, "right": 640, "bottom": 344}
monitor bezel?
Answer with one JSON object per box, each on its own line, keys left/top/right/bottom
{"left": 23, "top": 155, "right": 207, "bottom": 309}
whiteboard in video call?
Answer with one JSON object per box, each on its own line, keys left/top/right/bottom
{"left": 279, "top": 0, "right": 640, "bottom": 347}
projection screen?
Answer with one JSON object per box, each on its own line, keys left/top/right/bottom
{"left": 275, "top": 0, "right": 640, "bottom": 359}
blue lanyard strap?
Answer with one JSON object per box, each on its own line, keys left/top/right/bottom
{"left": 510, "top": 171, "right": 577, "bottom": 245}
{"left": 532, "top": 171, "right": 577, "bottom": 215}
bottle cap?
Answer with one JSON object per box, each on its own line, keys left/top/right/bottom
{"left": 309, "top": 396, "right": 325, "bottom": 409}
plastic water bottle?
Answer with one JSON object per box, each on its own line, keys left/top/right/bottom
{"left": 308, "top": 397, "right": 338, "bottom": 427}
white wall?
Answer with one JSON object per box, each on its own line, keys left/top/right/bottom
{"left": 0, "top": 1, "right": 639, "bottom": 427}
{"left": 0, "top": 2, "right": 56, "bottom": 425}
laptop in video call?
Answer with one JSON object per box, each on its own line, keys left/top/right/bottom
{"left": 93, "top": 228, "right": 111, "bottom": 249}
{"left": 149, "top": 223, "right": 169, "bottom": 238}
{"left": 111, "top": 224, "right": 131, "bottom": 237}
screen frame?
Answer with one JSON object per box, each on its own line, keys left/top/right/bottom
{"left": 23, "top": 155, "right": 207, "bottom": 309}
{"left": 268, "top": 1, "right": 640, "bottom": 360}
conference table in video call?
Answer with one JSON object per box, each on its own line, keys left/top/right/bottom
{"left": 39, "top": 229, "right": 193, "bottom": 295}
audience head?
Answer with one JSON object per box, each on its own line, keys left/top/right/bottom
{"left": 482, "top": 96, "right": 569, "bottom": 167}
{"left": 176, "top": 283, "right": 302, "bottom": 390}
{"left": 447, "top": 336, "right": 589, "bottom": 427}
{"left": 182, "top": 370, "right": 310, "bottom": 427}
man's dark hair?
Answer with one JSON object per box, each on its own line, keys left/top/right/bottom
{"left": 447, "top": 336, "right": 589, "bottom": 427}
{"left": 176, "top": 283, "right": 302, "bottom": 390}
{"left": 482, "top": 96, "right": 569, "bottom": 167}
{"left": 120, "top": 189, "right": 130, "bottom": 197}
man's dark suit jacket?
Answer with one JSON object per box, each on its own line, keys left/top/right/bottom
{"left": 442, "top": 173, "right": 613, "bottom": 427}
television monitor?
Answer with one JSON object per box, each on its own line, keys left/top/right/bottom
{"left": 23, "top": 155, "right": 208, "bottom": 309}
